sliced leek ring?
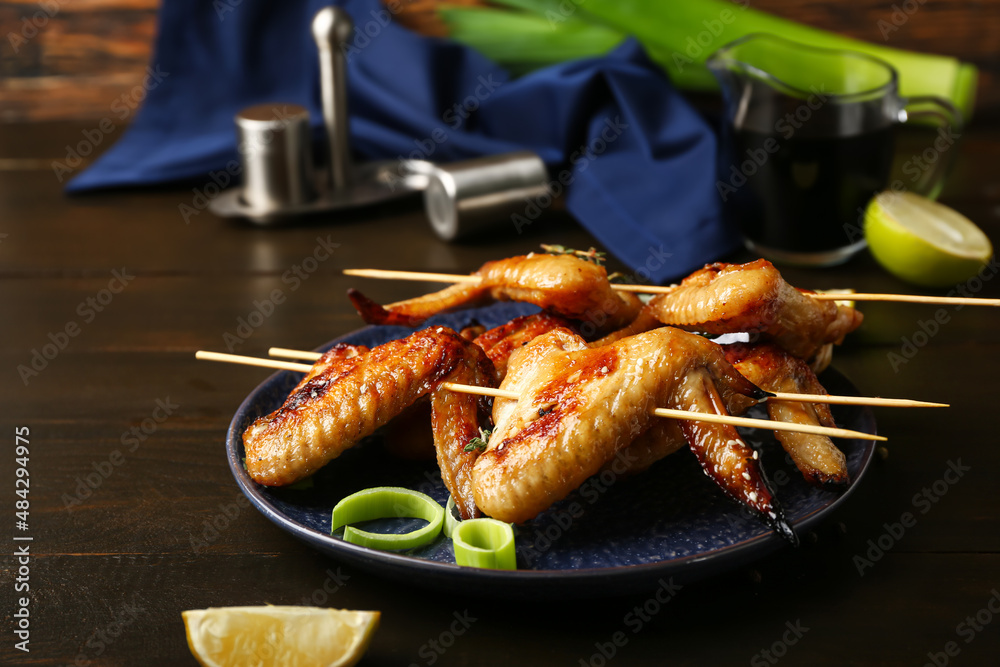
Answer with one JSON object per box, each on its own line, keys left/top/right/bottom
{"left": 331, "top": 487, "right": 444, "bottom": 551}
{"left": 452, "top": 518, "right": 516, "bottom": 570}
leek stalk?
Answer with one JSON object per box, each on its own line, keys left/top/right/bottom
{"left": 439, "top": 0, "right": 976, "bottom": 119}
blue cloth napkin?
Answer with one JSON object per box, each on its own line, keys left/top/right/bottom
{"left": 66, "top": 0, "right": 738, "bottom": 282}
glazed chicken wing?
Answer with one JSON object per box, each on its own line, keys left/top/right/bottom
{"left": 243, "top": 327, "right": 495, "bottom": 519}
{"left": 724, "top": 343, "right": 849, "bottom": 487}
{"left": 472, "top": 327, "right": 796, "bottom": 542}
{"left": 644, "top": 259, "right": 863, "bottom": 361}
{"left": 348, "top": 253, "right": 642, "bottom": 333}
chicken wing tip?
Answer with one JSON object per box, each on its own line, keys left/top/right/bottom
{"left": 767, "top": 509, "right": 800, "bottom": 547}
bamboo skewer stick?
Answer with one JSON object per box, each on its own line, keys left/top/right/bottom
{"left": 769, "top": 392, "right": 947, "bottom": 408}
{"left": 343, "top": 268, "right": 481, "bottom": 284}
{"left": 196, "top": 350, "right": 313, "bottom": 373}
{"left": 448, "top": 381, "right": 884, "bottom": 441}
{"left": 268, "top": 347, "right": 947, "bottom": 408}
{"left": 196, "top": 350, "right": 885, "bottom": 441}
{"left": 810, "top": 293, "right": 1000, "bottom": 306}
{"left": 648, "top": 408, "right": 881, "bottom": 440}
{"left": 441, "top": 381, "right": 517, "bottom": 399}
{"left": 342, "top": 267, "right": 1000, "bottom": 306}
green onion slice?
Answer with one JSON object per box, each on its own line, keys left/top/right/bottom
{"left": 330, "top": 487, "right": 444, "bottom": 551}
{"left": 452, "top": 518, "right": 517, "bottom": 570}
{"left": 444, "top": 496, "right": 462, "bottom": 539}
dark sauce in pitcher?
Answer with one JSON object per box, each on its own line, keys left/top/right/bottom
{"left": 724, "top": 126, "right": 894, "bottom": 254}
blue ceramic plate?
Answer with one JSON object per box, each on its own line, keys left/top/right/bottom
{"left": 227, "top": 303, "right": 876, "bottom": 598}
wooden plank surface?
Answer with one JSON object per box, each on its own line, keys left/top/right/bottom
{"left": 1, "top": 1, "right": 999, "bottom": 120}
{"left": 3, "top": 553, "right": 1000, "bottom": 666}
{"left": 1, "top": 120, "right": 999, "bottom": 664}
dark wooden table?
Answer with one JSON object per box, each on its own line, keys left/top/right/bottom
{"left": 2, "top": 121, "right": 999, "bottom": 666}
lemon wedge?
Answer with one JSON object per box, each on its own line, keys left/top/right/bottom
{"left": 864, "top": 191, "right": 992, "bottom": 287}
{"left": 182, "top": 606, "right": 379, "bottom": 667}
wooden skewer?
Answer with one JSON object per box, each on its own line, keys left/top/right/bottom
{"left": 343, "top": 268, "right": 685, "bottom": 294}
{"left": 443, "top": 384, "right": 885, "bottom": 440}
{"left": 342, "top": 268, "right": 1000, "bottom": 307}
{"left": 441, "top": 381, "right": 518, "bottom": 400}
{"left": 810, "top": 293, "right": 1000, "bottom": 306}
{"left": 769, "top": 392, "right": 947, "bottom": 408}
{"left": 194, "top": 350, "right": 886, "bottom": 441}
{"left": 444, "top": 381, "right": 883, "bottom": 441}
{"left": 344, "top": 268, "right": 481, "bottom": 284}
{"left": 648, "top": 408, "right": 881, "bottom": 440}
{"left": 437, "top": 383, "right": 885, "bottom": 440}
{"left": 268, "top": 347, "right": 947, "bottom": 408}
{"left": 196, "top": 350, "right": 314, "bottom": 373}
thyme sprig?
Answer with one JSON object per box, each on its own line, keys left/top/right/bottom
{"left": 540, "top": 244, "right": 606, "bottom": 266}
{"left": 463, "top": 427, "right": 493, "bottom": 452}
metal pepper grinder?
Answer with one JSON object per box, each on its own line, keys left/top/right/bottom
{"left": 210, "top": 7, "right": 429, "bottom": 222}
{"left": 210, "top": 6, "right": 551, "bottom": 239}
{"left": 312, "top": 6, "right": 353, "bottom": 194}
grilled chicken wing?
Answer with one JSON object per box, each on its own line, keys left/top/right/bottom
{"left": 348, "top": 253, "right": 642, "bottom": 333}
{"left": 644, "top": 259, "right": 863, "bottom": 361}
{"left": 243, "top": 327, "right": 495, "bottom": 518}
{"left": 473, "top": 327, "right": 795, "bottom": 542}
{"left": 724, "top": 343, "right": 849, "bottom": 487}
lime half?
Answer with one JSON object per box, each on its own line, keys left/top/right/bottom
{"left": 864, "top": 191, "right": 992, "bottom": 287}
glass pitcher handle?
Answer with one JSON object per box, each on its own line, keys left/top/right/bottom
{"left": 898, "top": 96, "right": 963, "bottom": 199}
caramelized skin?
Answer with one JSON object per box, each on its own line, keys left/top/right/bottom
{"left": 675, "top": 369, "right": 793, "bottom": 544}
{"left": 429, "top": 347, "right": 496, "bottom": 519}
{"left": 289, "top": 343, "right": 368, "bottom": 393}
{"left": 348, "top": 253, "right": 642, "bottom": 332}
{"left": 243, "top": 327, "right": 495, "bottom": 518}
{"left": 459, "top": 324, "right": 486, "bottom": 341}
{"left": 473, "top": 327, "right": 795, "bottom": 541}
{"left": 349, "top": 282, "right": 486, "bottom": 327}
{"left": 645, "top": 259, "right": 863, "bottom": 361}
{"left": 473, "top": 312, "right": 576, "bottom": 381}
{"left": 724, "top": 343, "right": 849, "bottom": 487}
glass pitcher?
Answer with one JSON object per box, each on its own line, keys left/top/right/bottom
{"left": 708, "top": 33, "right": 961, "bottom": 266}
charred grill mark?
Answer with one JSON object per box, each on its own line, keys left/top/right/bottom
{"left": 485, "top": 349, "right": 619, "bottom": 463}
{"left": 474, "top": 313, "right": 572, "bottom": 351}
{"left": 271, "top": 359, "right": 363, "bottom": 419}
{"left": 288, "top": 343, "right": 369, "bottom": 395}
{"left": 473, "top": 313, "right": 576, "bottom": 380}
